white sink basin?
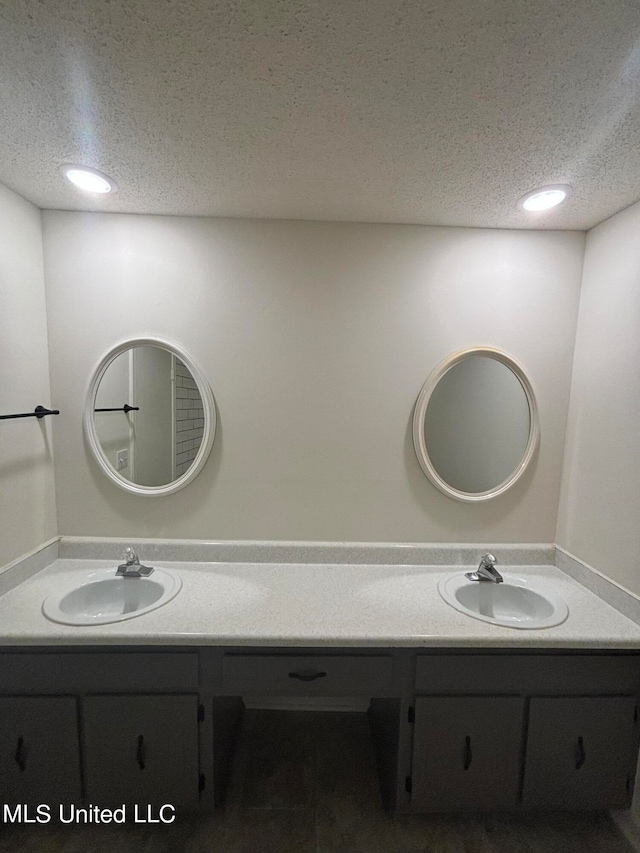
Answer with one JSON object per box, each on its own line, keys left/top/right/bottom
{"left": 438, "top": 572, "right": 568, "bottom": 629}
{"left": 42, "top": 567, "right": 182, "bottom": 626}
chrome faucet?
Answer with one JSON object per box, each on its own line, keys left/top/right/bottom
{"left": 116, "top": 547, "right": 154, "bottom": 578}
{"left": 465, "top": 553, "right": 503, "bottom": 583}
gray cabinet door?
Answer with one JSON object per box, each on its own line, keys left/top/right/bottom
{"left": 522, "top": 696, "right": 637, "bottom": 809}
{"left": 83, "top": 694, "right": 200, "bottom": 809}
{"left": 411, "top": 696, "right": 525, "bottom": 811}
{"left": 0, "top": 697, "right": 81, "bottom": 804}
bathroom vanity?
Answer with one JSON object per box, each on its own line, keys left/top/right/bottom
{"left": 1, "top": 646, "right": 639, "bottom": 815}
{"left": 1, "top": 540, "right": 639, "bottom": 816}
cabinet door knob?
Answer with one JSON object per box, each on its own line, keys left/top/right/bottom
{"left": 575, "top": 736, "right": 586, "bottom": 770}
{"left": 14, "top": 736, "right": 27, "bottom": 772}
{"left": 288, "top": 670, "right": 327, "bottom": 682}
{"left": 136, "top": 734, "right": 146, "bottom": 770}
{"left": 463, "top": 735, "right": 472, "bottom": 771}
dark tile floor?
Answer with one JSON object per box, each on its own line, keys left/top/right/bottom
{"left": 0, "top": 710, "right": 636, "bottom": 852}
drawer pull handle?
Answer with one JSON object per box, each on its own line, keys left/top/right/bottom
{"left": 288, "top": 669, "right": 327, "bottom": 682}
{"left": 136, "top": 734, "right": 146, "bottom": 770}
{"left": 14, "top": 736, "right": 26, "bottom": 772}
{"left": 463, "top": 735, "right": 472, "bottom": 771}
{"left": 575, "top": 736, "right": 586, "bottom": 770}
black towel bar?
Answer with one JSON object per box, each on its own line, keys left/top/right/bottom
{"left": 94, "top": 404, "right": 140, "bottom": 413}
{"left": 0, "top": 406, "right": 60, "bottom": 421}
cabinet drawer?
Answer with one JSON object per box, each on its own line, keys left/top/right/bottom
{"left": 221, "top": 654, "right": 393, "bottom": 696}
{"left": 0, "top": 652, "right": 199, "bottom": 693}
{"left": 416, "top": 654, "right": 640, "bottom": 694}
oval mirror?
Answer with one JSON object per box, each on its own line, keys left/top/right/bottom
{"left": 412, "top": 348, "right": 539, "bottom": 502}
{"left": 84, "top": 338, "right": 216, "bottom": 496}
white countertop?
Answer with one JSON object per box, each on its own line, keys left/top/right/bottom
{"left": 1, "top": 557, "right": 640, "bottom": 648}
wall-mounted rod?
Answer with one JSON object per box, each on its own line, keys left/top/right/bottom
{"left": 94, "top": 404, "right": 140, "bottom": 413}
{"left": 0, "top": 405, "right": 60, "bottom": 421}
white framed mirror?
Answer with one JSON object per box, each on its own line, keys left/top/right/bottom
{"left": 84, "top": 337, "right": 216, "bottom": 496}
{"left": 412, "top": 347, "right": 540, "bottom": 502}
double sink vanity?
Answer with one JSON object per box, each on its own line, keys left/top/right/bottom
{"left": 1, "top": 538, "right": 640, "bottom": 817}
{"left": 5, "top": 334, "right": 640, "bottom": 815}
{"left": 42, "top": 548, "right": 568, "bottom": 632}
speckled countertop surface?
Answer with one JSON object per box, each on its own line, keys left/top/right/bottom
{"left": 1, "top": 557, "right": 640, "bottom": 648}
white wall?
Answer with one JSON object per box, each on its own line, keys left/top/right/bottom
{"left": 557, "top": 200, "right": 640, "bottom": 595}
{"left": 43, "top": 212, "right": 584, "bottom": 543}
{"left": 0, "top": 183, "right": 57, "bottom": 566}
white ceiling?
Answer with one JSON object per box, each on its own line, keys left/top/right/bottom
{"left": 2, "top": 1, "right": 640, "bottom": 230}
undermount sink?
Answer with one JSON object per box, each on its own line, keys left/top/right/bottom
{"left": 438, "top": 572, "right": 568, "bottom": 630}
{"left": 42, "top": 567, "right": 182, "bottom": 626}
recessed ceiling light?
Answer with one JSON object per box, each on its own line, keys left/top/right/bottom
{"left": 520, "top": 184, "right": 572, "bottom": 212}
{"left": 60, "top": 165, "right": 116, "bottom": 194}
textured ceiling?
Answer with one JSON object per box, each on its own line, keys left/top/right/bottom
{"left": 1, "top": 1, "right": 640, "bottom": 229}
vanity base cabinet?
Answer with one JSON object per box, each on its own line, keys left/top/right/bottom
{"left": 0, "top": 651, "right": 209, "bottom": 813}
{"left": 0, "top": 697, "right": 82, "bottom": 805}
{"left": 1, "top": 649, "right": 638, "bottom": 817}
{"left": 522, "top": 696, "right": 638, "bottom": 809}
{"left": 82, "top": 695, "right": 201, "bottom": 810}
{"left": 411, "top": 697, "right": 524, "bottom": 812}
{"left": 408, "top": 654, "right": 640, "bottom": 814}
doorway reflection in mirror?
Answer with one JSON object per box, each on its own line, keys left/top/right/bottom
{"left": 94, "top": 346, "right": 204, "bottom": 488}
